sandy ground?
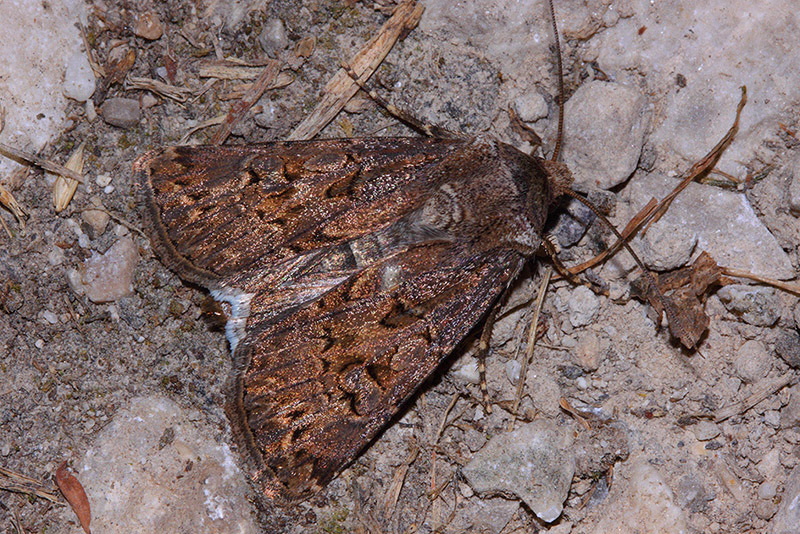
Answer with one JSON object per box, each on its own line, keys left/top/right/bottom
{"left": 1, "top": 1, "right": 799, "bottom": 533}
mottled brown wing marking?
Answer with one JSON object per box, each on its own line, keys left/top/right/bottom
{"left": 227, "top": 244, "right": 524, "bottom": 501}
{"left": 134, "top": 139, "right": 467, "bottom": 285}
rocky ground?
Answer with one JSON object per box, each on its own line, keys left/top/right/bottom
{"left": 1, "top": 1, "right": 799, "bottom": 533}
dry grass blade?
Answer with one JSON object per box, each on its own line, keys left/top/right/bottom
{"left": 509, "top": 266, "right": 552, "bottom": 431}
{"left": 179, "top": 115, "right": 227, "bottom": 144}
{"left": 198, "top": 59, "right": 272, "bottom": 80}
{"left": 0, "top": 142, "right": 84, "bottom": 184}
{"left": 383, "top": 444, "right": 419, "bottom": 519}
{"left": 209, "top": 59, "right": 280, "bottom": 145}
{"left": 715, "top": 373, "right": 797, "bottom": 422}
{"left": 288, "top": 0, "right": 424, "bottom": 141}
{"left": 126, "top": 77, "right": 193, "bottom": 103}
{"left": 721, "top": 267, "right": 800, "bottom": 296}
{"left": 53, "top": 141, "right": 86, "bottom": 212}
{"left": 0, "top": 184, "right": 27, "bottom": 228}
{"left": 0, "top": 466, "right": 61, "bottom": 503}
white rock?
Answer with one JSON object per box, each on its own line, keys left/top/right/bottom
{"left": 463, "top": 419, "right": 575, "bottom": 523}
{"left": 62, "top": 396, "right": 258, "bottom": 534}
{"left": 68, "top": 237, "right": 139, "bottom": 303}
{"left": 561, "top": 81, "right": 648, "bottom": 190}
{"left": 568, "top": 286, "right": 600, "bottom": 328}
{"left": 63, "top": 50, "right": 96, "bottom": 102}
{"left": 733, "top": 340, "right": 772, "bottom": 383}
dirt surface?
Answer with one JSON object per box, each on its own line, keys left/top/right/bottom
{"left": 1, "top": 1, "right": 799, "bottom": 533}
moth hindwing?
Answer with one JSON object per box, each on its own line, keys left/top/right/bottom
{"left": 134, "top": 134, "right": 556, "bottom": 502}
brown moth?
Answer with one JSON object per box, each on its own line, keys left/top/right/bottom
{"left": 134, "top": 135, "right": 570, "bottom": 502}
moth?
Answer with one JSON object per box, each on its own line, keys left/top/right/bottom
{"left": 134, "top": 136, "right": 572, "bottom": 502}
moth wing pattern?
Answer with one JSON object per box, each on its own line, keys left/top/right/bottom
{"left": 230, "top": 244, "right": 523, "bottom": 501}
{"left": 135, "top": 137, "right": 545, "bottom": 502}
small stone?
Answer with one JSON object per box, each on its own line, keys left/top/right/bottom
{"left": 562, "top": 81, "right": 648, "bottom": 189}
{"left": 42, "top": 310, "right": 58, "bottom": 324}
{"left": 505, "top": 359, "right": 521, "bottom": 384}
{"left": 793, "top": 302, "right": 800, "bottom": 331}
{"left": 68, "top": 237, "right": 139, "bottom": 303}
{"left": 757, "top": 480, "right": 778, "bottom": 500}
{"left": 95, "top": 174, "right": 112, "bottom": 187}
{"left": 574, "top": 330, "right": 607, "bottom": 371}
{"left": 35, "top": 339, "right": 45, "bottom": 349}
{"left": 568, "top": 286, "right": 600, "bottom": 328}
{"left": 732, "top": 339, "right": 772, "bottom": 383}
{"left": 81, "top": 197, "right": 110, "bottom": 239}
{"left": 47, "top": 246, "right": 65, "bottom": 266}
{"left": 101, "top": 97, "right": 141, "bottom": 128}
{"left": 258, "top": 19, "right": 288, "bottom": 57}
{"left": 623, "top": 174, "right": 794, "bottom": 280}
{"left": 639, "top": 220, "right": 696, "bottom": 271}
{"left": 775, "top": 330, "right": 800, "bottom": 369}
{"left": 1, "top": 442, "right": 10, "bottom": 456}
{"left": 134, "top": 11, "right": 164, "bottom": 40}
{"left": 63, "top": 51, "right": 96, "bottom": 102}
{"left": 463, "top": 419, "right": 575, "bottom": 523}
{"left": 754, "top": 498, "right": 778, "bottom": 521}
{"left": 781, "top": 385, "right": 800, "bottom": 429}
{"left": 514, "top": 92, "right": 548, "bottom": 122}
{"left": 676, "top": 475, "right": 706, "bottom": 512}
{"left": 789, "top": 153, "right": 800, "bottom": 217}
{"left": 717, "top": 285, "right": 780, "bottom": 327}
{"left": 692, "top": 420, "right": 720, "bottom": 441}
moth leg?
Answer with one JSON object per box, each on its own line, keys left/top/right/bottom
{"left": 541, "top": 235, "right": 608, "bottom": 295}
{"left": 476, "top": 303, "right": 502, "bottom": 415}
{"left": 340, "top": 61, "right": 464, "bottom": 140}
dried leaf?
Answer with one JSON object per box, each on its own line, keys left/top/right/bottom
{"left": 53, "top": 141, "right": 86, "bottom": 212}
{"left": 631, "top": 251, "right": 725, "bottom": 348}
{"left": 55, "top": 461, "right": 91, "bottom": 534}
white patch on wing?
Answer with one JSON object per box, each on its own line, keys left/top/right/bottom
{"left": 210, "top": 287, "right": 254, "bottom": 354}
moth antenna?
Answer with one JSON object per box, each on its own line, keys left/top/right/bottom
{"left": 547, "top": 0, "right": 565, "bottom": 162}
{"left": 340, "top": 62, "right": 462, "bottom": 139}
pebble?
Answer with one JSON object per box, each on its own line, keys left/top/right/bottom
{"left": 717, "top": 285, "right": 780, "bottom": 327}
{"left": 780, "top": 384, "right": 800, "bottom": 429}
{"left": 757, "top": 480, "right": 778, "bottom": 500}
{"left": 732, "top": 339, "right": 772, "bottom": 383}
{"left": 134, "top": 11, "right": 164, "bottom": 40}
{"left": 258, "top": 19, "right": 288, "bottom": 57}
{"left": 676, "top": 475, "right": 706, "bottom": 512}
{"left": 562, "top": 81, "right": 648, "bottom": 190}
{"left": 775, "top": 330, "right": 800, "bottom": 369}
{"left": 95, "top": 174, "right": 112, "bottom": 187}
{"left": 789, "top": 152, "right": 800, "bottom": 216}
{"left": 462, "top": 419, "right": 575, "bottom": 523}
{"left": 568, "top": 286, "right": 600, "bottom": 328}
{"left": 451, "top": 356, "right": 480, "bottom": 384}
{"left": 62, "top": 51, "right": 96, "bottom": 102}
{"left": 81, "top": 197, "right": 110, "bottom": 239}
{"left": 574, "top": 330, "right": 607, "bottom": 371}
{"left": 35, "top": 339, "right": 45, "bottom": 349}
{"left": 67, "top": 237, "right": 139, "bottom": 303}
{"left": 505, "top": 359, "right": 521, "bottom": 384}
{"left": 65, "top": 395, "right": 258, "bottom": 533}
{"left": 101, "top": 97, "right": 141, "bottom": 128}
{"left": 42, "top": 310, "right": 58, "bottom": 324}
{"left": 638, "top": 219, "right": 697, "bottom": 271}
{"left": 794, "top": 302, "right": 800, "bottom": 331}
{"left": 514, "top": 91, "right": 548, "bottom": 122}
{"left": 692, "top": 420, "right": 721, "bottom": 441}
